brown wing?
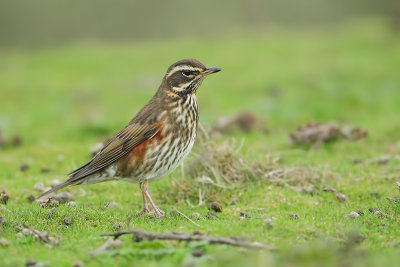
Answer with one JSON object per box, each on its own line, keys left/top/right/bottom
{"left": 67, "top": 122, "right": 159, "bottom": 183}
{"left": 37, "top": 121, "right": 159, "bottom": 199}
{"left": 67, "top": 98, "right": 163, "bottom": 183}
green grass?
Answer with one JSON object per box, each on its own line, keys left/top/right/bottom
{"left": 1, "top": 19, "right": 400, "bottom": 266}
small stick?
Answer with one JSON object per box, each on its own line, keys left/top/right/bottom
{"left": 172, "top": 207, "right": 200, "bottom": 227}
{"left": 101, "top": 229, "right": 274, "bottom": 250}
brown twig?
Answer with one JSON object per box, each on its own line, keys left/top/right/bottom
{"left": 101, "top": 229, "right": 274, "bottom": 250}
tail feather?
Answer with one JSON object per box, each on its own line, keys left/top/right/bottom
{"left": 36, "top": 181, "right": 74, "bottom": 200}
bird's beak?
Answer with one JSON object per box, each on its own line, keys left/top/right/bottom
{"left": 202, "top": 67, "right": 221, "bottom": 76}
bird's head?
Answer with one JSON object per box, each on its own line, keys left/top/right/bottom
{"left": 161, "top": 59, "right": 221, "bottom": 97}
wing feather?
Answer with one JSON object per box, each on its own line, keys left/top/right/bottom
{"left": 66, "top": 123, "right": 159, "bottom": 184}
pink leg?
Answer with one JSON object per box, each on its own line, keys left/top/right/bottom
{"left": 139, "top": 180, "right": 164, "bottom": 219}
{"left": 136, "top": 181, "right": 150, "bottom": 216}
{"left": 144, "top": 189, "right": 164, "bottom": 219}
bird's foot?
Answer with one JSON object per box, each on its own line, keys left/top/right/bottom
{"left": 136, "top": 207, "right": 151, "bottom": 217}
{"left": 148, "top": 208, "right": 165, "bottom": 219}
{"left": 155, "top": 208, "right": 165, "bottom": 219}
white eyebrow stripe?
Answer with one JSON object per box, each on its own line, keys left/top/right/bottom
{"left": 166, "top": 66, "right": 203, "bottom": 78}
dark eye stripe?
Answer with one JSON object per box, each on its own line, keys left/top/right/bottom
{"left": 182, "top": 70, "right": 200, "bottom": 77}
{"left": 182, "top": 70, "right": 193, "bottom": 77}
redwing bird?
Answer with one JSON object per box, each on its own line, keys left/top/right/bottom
{"left": 38, "top": 59, "right": 221, "bottom": 218}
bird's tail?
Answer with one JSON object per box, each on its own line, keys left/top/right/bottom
{"left": 36, "top": 181, "right": 74, "bottom": 200}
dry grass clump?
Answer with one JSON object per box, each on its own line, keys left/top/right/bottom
{"left": 264, "top": 167, "right": 324, "bottom": 195}
{"left": 162, "top": 132, "right": 331, "bottom": 204}
{"left": 162, "top": 138, "right": 267, "bottom": 204}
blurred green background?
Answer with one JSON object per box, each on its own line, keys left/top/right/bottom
{"left": 1, "top": 0, "right": 400, "bottom": 142}
{"left": 0, "top": 0, "right": 400, "bottom": 48}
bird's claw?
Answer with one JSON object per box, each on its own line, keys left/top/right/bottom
{"left": 136, "top": 207, "right": 150, "bottom": 217}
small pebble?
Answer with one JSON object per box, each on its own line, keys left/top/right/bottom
{"left": 63, "top": 216, "right": 72, "bottom": 226}
{"left": 396, "top": 182, "right": 400, "bottom": 192}
{"left": 0, "top": 216, "right": 8, "bottom": 225}
{"left": 33, "top": 183, "right": 45, "bottom": 192}
{"left": 11, "top": 135, "right": 22, "bottom": 146}
{"left": 67, "top": 201, "right": 77, "bottom": 207}
{"left": 375, "top": 156, "right": 390, "bottom": 165}
{"left": 387, "top": 197, "right": 400, "bottom": 202}
{"left": 368, "top": 208, "right": 379, "bottom": 213}
{"left": 229, "top": 199, "right": 237, "bottom": 205}
{"left": 206, "top": 212, "right": 219, "bottom": 219}
{"left": 352, "top": 158, "right": 363, "bottom": 164}
{"left": 26, "top": 194, "right": 35, "bottom": 203}
{"left": 0, "top": 237, "right": 9, "bottom": 246}
{"left": 103, "top": 202, "right": 119, "bottom": 209}
{"left": 264, "top": 218, "right": 274, "bottom": 229}
{"left": 356, "top": 209, "right": 364, "bottom": 216}
{"left": 209, "top": 202, "right": 222, "bottom": 212}
{"left": 345, "top": 211, "right": 360, "bottom": 219}
{"left": 0, "top": 194, "right": 9, "bottom": 205}
{"left": 22, "top": 228, "right": 31, "bottom": 236}
{"left": 20, "top": 163, "right": 29, "bottom": 172}
{"left": 25, "top": 259, "right": 37, "bottom": 267}
{"left": 191, "top": 212, "right": 200, "bottom": 220}
{"left": 239, "top": 212, "right": 251, "bottom": 219}
{"left": 192, "top": 249, "right": 204, "bottom": 257}
{"left": 49, "top": 179, "right": 61, "bottom": 188}
{"left": 53, "top": 192, "right": 74, "bottom": 204}
{"left": 112, "top": 222, "right": 123, "bottom": 231}
{"left": 46, "top": 207, "right": 57, "bottom": 218}
{"left": 375, "top": 210, "right": 383, "bottom": 217}
{"left": 288, "top": 214, "right": 298, "bottom": 220}
{"left": 73, "top": 260, "right": 85, "bottom": 267}
{"left": 40, "top": 168, "right": 51, "bottom": 173}
{"left": 336, "top": 193, "right": 348, "bottom": 202}
{"left": 16, "top": 232, "right": 23, "bottom": 238}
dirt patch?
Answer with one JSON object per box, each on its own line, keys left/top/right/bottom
{"left": 0, "top": 188, "right": 9, "bottom": 205}
{"left": 0, "top": 128, "right": 23, "bottom": 149}
{"left": 212, "top": 110, "right": 268, "bottom": 134}
{"left": 289, "top": 122, "right": 367, "bottom": 148}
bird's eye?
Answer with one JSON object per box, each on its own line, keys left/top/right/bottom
{"left": 182, "top": 70, "right": 193, "bottom": 77}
